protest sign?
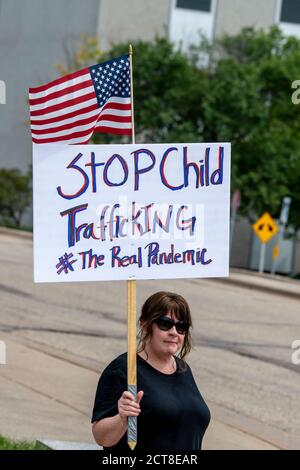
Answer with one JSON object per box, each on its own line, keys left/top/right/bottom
{"left": 33, "top": 142, "right": 231, "bottom": 282}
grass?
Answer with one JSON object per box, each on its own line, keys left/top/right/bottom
{"left": 0, "top": 435, "right": 48, "bottom": 450}
{"left": 291, "top": 272, "right": 300, "bottom": 280}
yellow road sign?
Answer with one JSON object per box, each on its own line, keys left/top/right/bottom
{"left": 252, "top": 212, "right": 279, "bottom": 244}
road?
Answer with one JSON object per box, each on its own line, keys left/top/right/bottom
{"left": 0, "top": 229, "right": 299, "bottom": 449}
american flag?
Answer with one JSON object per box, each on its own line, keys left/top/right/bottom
{"left": 29, "top": 54, "right": 132, "bottom": 144}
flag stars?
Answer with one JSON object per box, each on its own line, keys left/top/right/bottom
{"left": 90, "top": 56, "right": 131, "bottom": 105}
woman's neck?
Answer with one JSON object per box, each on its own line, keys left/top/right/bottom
{"left": 139, "top": 348, "right": 176, "bottom": 374}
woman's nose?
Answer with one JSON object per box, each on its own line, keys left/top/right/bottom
{"left": 168, "top": 325, "right": 177, "bottom": 334}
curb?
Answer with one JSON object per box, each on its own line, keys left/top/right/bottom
{"left": 0, "top": 226, "right": 33, "bottom": 240}
{"left": 216, "top": 275, "right": 300, "bottom": 301}
{"left": 37, "top": 439, "right": 100, "bottom": 450}
{"left": 0, "top": 226, "right": 299, "bottom": 300}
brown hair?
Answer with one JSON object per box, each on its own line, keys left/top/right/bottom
{"left": 137, "top": 291, "right": 193, "bottom": 370}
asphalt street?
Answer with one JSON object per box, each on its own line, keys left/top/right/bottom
{"left": 0, "top": 229, "right": 299, "bottom": 449}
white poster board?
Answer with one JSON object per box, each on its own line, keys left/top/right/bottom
{"left": 33, "top": 143, "right": 231, "bottom": 282}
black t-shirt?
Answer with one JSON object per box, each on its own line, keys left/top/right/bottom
{"left": 92, "top": 353, "right": 211, "bottom": 451}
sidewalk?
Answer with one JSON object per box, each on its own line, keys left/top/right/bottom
{"left": 222, "top": 268, "right": 300, "bottom": 301}
{"left": 0, "top": 226, "right": 297, "bottom": 449}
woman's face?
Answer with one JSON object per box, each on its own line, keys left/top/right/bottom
{"left": 146, "top": 311, "right": 186, "bottom": 357}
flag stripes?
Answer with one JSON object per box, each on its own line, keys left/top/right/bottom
{"left": 29, "top": 55, "right": 132, "bottom": 143}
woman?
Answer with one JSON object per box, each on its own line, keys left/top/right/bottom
{"left": 91, "top": 291, "right": 210, "bottom": 451}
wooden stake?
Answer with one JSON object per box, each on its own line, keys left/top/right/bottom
{"left": 127, "top": 278, "right": 137, "bottom": 450}
{"left": 127, "top": 43, "right": 137, "bottom": 451}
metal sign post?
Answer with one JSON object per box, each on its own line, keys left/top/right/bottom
{"left": 230, "top": 189, "right": 241, "bottom": 253}
{"left": 258, "top": 242, "right": 266, "bottom": 274}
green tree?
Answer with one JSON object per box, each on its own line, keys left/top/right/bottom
{"left": 57, "top": 36, "right": 206, "bottom": 145}
{"left": 0, "top": 166, "right": 32, "bottom": 228}
{"left": 197, "top": 27, "right": 300, "bottom": 227}
{"left": 57, "top": 28, "right": 300, "bottom": 227}
{"left": 101, "top": 38, "right": 207, "bottom": 144}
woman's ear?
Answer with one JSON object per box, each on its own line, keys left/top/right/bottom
{"left": 140, "top": 321, "right": 150, "bottom": 339}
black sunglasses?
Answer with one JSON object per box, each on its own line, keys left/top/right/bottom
{"left": 155, "top": 316, "right": 190, "bottom": 335}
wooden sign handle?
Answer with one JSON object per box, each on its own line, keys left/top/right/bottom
{"left": 127, "top": 278, "right": 137, "bottom": 449}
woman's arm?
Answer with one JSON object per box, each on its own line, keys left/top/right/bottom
{"left": 92, "top": 413, "right": 127, "bottom": 447}
{"left": 92, "top": 390, "right": 144, "bottom": 447}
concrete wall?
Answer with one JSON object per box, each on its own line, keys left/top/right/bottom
{"left": 214, "top": 0, "right": 275, "bottom": 37}
{"left": 292, "top": 231, "right": 300, "bottom": 276}
{"left": 230, "top": 216, "right": 252, "bottom": 269}
{"left": 97, "top": 0, "right": 170, "bottom": 50}
{"left": 0, "top": 0, "right": 100, "bottom": 173}
{"left": 230, "top": 216, "right": 300, "bottom": 276}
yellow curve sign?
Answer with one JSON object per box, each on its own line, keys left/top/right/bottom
{"left": 252, "top": 212, "right": 279, "bottom": 244}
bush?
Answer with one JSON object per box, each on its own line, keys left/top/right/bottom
{"left": 0, "top": 166, "right": 32, "bottom": 228}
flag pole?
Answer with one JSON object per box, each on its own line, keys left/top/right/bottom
{"left": 129, "top": 44, "right": 135, "bottom": 145}
{"left": 127, "top": 43, "right": 137, "bottom": 451}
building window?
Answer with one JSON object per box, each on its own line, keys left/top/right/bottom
{"left": 280, "top": 0, "right": 300, "bottom": 24}
{"left": 170, "top": 0, "right": 216, "bottom": 53}
{"left": 176, "top": 0, "right": 211, "bottom": 13}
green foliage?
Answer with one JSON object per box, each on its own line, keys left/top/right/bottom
{"left": 102, "top": 38, "right": 206, "bottom": 144}
{"left": 0, "top": 166, "right": 32, "bottom": 228}
{"left": 58, "top": 28, "right": 300, "bottom": 227}
{"left": 0, "top": 434, "right": 47, "bottom": 450}
{"left": 198, "top": 27, "right": 300, "bottom": 225}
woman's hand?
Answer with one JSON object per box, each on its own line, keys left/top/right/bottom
{"left": 118, "top": 390, "right": 144, "bottom": 422}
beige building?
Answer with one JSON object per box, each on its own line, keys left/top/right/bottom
{"left": 97, "top": 0, "right": 300, "bottom": 50}
{"left": 0, "top": 0, "right": 299, "bottom": 274}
